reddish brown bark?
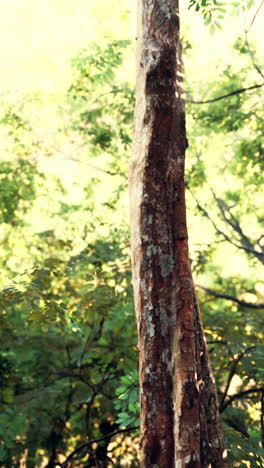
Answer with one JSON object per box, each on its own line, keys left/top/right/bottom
{"left": 129, "top": 1, "right": 227, "bottom": 466}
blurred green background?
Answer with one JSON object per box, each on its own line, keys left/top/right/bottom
{"left": 0, "top": 0, "right": 263, "bottom": 466}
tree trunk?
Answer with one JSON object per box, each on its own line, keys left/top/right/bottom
{"left": 129, "top": 1, "right": 227, "bottom": 466}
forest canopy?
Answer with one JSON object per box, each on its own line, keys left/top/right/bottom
{"left": 0, "top": 0, "right": 263, "bottom": 466}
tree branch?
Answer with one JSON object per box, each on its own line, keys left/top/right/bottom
{"left": 207, "top": 340, "right": 228, "bottom": 345}
{"left": 186, "top": 82, "right": 264, "bottom": 104}
{"left": 187, "top": 2, "right": 264, "bottom": 107}
{"left": 211, "top": 191, "right": 250, "bottom": 244}
{"left": 220, "top": 387, "right": 264, "bottom": 412}
{"left": 219, "top": 346, "right": 255, "bottom": 411}
{"left": 244, "top": 33, "right": 264, "bottom": 81}
{"left": 211, "top": 190, "right": 264, "bottom": 264}
{"left": 224, "top": 419, "right": 249, "bottom": 438}
{"left": 69, "top": 157, "right": 119, "bottom": 176}
{"left": 61, "top": 426, "right": 138, "bottom": 467}
{"left": 197, "top": 285, "right": 264, "bottom": 309}
{"left": 188, "top": 187, "right": 264, "bottom": 263}
{"left": 245, "top": 0, "right": 264, "bottom": 34}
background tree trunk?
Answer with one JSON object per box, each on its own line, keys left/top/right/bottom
{"left": 129, "top": 1, "right": 227, "bottom": 466}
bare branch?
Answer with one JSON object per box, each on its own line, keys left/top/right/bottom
{"left": 244, "top": 34, "right": 264, "bottom": 81}
{"left": 219, "top": 347, "right": 256, "bottom": 412}
{"left": 186, "top": 82, "right": 264, "bottom": 104}
{"left": 211, "top": 191, "right": 250, "bottom": 244}
{"left": 207, "top": 340, "right": 228, "bottom": 345}
{"left": 188, "top": 187, "right": 264, "bottom": 263}
{"left": 211, "top": 190, "right": 264, "bottom": 264}
{"left": 256, "top": 234, "right": 264, "bottom": 248}
{"left": 61, "top": 426, "right": 138, "bottom": 467}
{"left": 245, "top": 0, "right": 264, "bottom": 34}
{"left": 197, "top": 285, "right": 264, "bottom": 309}
{"left": 187, "top": 3, "right": 264, "bottom": 107}
{"left": 221, "top": 387, "right": 264, "bottom": 412}
{"left": 224, "top": 419, "right": 249, "bottom": 438}
{"left": 69, "top": 157, "right": 119, "bottom": 176}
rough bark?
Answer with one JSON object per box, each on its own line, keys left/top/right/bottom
{"left": 129, "top": 1, "right": 227, "bottom": 466}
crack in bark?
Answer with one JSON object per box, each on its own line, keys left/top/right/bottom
{"left": 129, "top": 1, "right": 227, "bottom": 466}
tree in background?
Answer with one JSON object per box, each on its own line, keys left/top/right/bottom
{"left": 0, "top": 44, "right": 139, "bottom": 468}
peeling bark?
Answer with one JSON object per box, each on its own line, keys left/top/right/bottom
{"left": 129, "top": 1, "right": 227, "bottom": 466}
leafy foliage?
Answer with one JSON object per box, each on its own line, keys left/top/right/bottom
{"left": 0, "top": 41, "right": 138, "bottom": 468}
{"left": 188, "top": 0, "right": 255, "bottom": 31}
{"left": 189, "top": 0, "right": 227, "bottom": 32}
{"left": 67, "top": 40, "right": 135, "bottom": 176}
{"left": 0, "top": 159, "right": 43, "bottom": 224}
{"left": 114, "top": 371, "right": 140, "bottom": 428}
{"left": 185, "top": 26, "right": 264, "bottom": 466}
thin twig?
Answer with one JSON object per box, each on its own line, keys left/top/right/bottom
{"left": 61, "top": 426, "right": 138, "bottom": 467}
{"left": 188, "top": 187, "right": 264, "bottom": 263}
{"left": 225, "top": 418, "right": 249, "bottom": 438}
{"left": 210, "top": 190, "right": 264, "bottom": 264}
{"left": 244, "top": 34, "right": 264, "bottom": 80}
{"left": 186, "top": 82, "right": 264, "bottom": 104}
{"left": 197, "top": 285, "right": 264, "bottom": 310}
{"left": 221, "top": 387, "right": 263, "bottom": 412}
{"left": 211, "top": 190, "right": 250, "bottom": 245}
{"left": 69, "top": 157, "right": 119, "bottom": 176}
{"left": 207, "top": 340, "right": 228, "bottom": 345}
{"left": 245, "top": 0, "right": 264, "bottom": 33}
{"left": 219, "top": 346, "right": 256, "bottom": 411}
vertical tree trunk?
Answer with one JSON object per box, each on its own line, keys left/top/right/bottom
{"left": 129, "top": 1, "right": 227, "bottom": 466}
